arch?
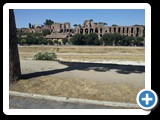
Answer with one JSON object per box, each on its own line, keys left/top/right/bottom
{"left": 118, "top": 27, "right": 120, "bottom": 33}
{"left": 60, "top": 29, "right": 63, "bottom": 33}
{"left": 109, "top": 28, "right": 111, "bottom": 33}
{"left": 136, "top": 27, "right": 140, "bottom": 37}
{"left": 123, "top": 28, "right": 125, "bottom": 33}
{"left": 85, "top": 28, "right": 88, "bottom": 34}
{"left": 100, "top": 28, "right": 102, "bottom": 33}
{"left": 95, "top": 28, "right": 98, "bottom": 33}
{"left": 127, "top": 28, "right": 129, "bottom": 33}
{"left": 114, "top": 27, "right": 116, "bottom": 33}
{"left": 131, "top": 27, "right": 133, "bottom": 33}
{"left": 90, "top": 28, "right": 93, "bottom": 33}
{"left": 80, "top": 29, "right": 83, "bottom": 34}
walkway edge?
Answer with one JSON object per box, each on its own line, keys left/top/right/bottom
{"left": 9, "top": 91, "right": 139, "bottom": 108}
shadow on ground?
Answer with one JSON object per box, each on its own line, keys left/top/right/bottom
{"left": 22, "top": 61, "right": 145, "bottom": 79}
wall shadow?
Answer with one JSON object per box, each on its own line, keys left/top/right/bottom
{"left": 21, "top": 61, "right": 145, "bottom": 79}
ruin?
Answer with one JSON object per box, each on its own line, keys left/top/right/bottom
{"left": 75, "top": 19, "right": 144, "bottom": 38}
{"left": 17, "top": 19, "right": 145, "bottom": 41}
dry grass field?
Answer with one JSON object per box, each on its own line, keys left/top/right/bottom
{"left": 18, "top": 45, "right": 145, "bottom": 62}
{"left": 10, "top": 45, "right": 145, "bottom": 104}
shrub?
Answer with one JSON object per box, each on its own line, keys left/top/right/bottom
{"left": 33, "top": 52, "right": 57, "bottom": 61}
{"left": 20, "top": 39, "right": 26, "bottom": 45}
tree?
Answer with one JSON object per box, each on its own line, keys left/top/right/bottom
{"left": 42, "top": 29, "right": 51, "bottom": 36}
{"left": 125, "top": 36, "right": 134, "bottom": 46}
{"left": 70, "top": 34, "right": 86, "bottom": 45}
{"left": 101, "top": 33, "right": 114, "bottom": 46}
{"left": 112, "top": 24, "right": 118, "bottom": 26}
{"left": 85, "top": 33, "right": 99, "bottom": 45}
{"left": 134, "top": 37, "right": 144, "bottom": 46}
{"left": 47, "top": 40, "right": 53, "bottom": 45}
{"left": 112, "top": 33, "right": 122, "bottom": 46}
{"left": 73, "top": 24, "right": 78, "bottom": 27}
{"left": 9, "top": 9, "right": 21, "bottom": 83}
{"left": 103, "top": 22, "right": 107, "bottom": 25}
{"left": 62, "top": 38, "right": 68, "bottom": 45}
{"left": 37, "top": 38, "right": 47, "bottom": 45}
{"left": 26, "top": 36, "right": 34, "bottom": 45}
{"left": 29, "top": 23, "right": 32, "bottom": 28}
{"left": 44, "top": 19, "right": 54, "bottom": 25}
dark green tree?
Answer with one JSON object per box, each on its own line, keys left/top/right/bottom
{"left": 38, "top": 38, "right": 48, "bottom": 45}
{"left": 112, "top": 33, "right": 122, "bottom": 46}
{"left": 134, "top": 37, "right": 144, "bottom": 46}
{"left": 62, "top": 38, "right": 68, "bottom": 45}
{"left": 101, "top": 33, "right": 114, "bottom": 46}
{"left": 73, "top": 24, "right": 78, "bottom": 27}
{"left": 112, "top": 24, "right": 118, "bottom": 26}
{"left": 44, "top": 19, "right": 54, "bottom": 25}
{"left": 42, "top": 29, "right": 51, "bottom": 36}
{"left": 29, "top": 23, "right": 32, "bottom": 28}
{"left": 47, "top": 40, "right": 53, "bottom": 45}
{"left": 85, "top": 33, "right": 99, "bottom": 45}
{"left": 103, "top": 22, "right": 107, "bottom": 25}
{"left": 70, "top": 34, "right": 86, "bottom": 45}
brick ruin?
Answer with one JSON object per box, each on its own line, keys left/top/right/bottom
{"left": 75, "top": 19, "right": 144, "bottom": 38}
{"left": 17, "top": 19, "right": 144, "bottom": 40}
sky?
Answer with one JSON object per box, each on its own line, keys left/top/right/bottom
{"left": 14, "top": 9, "right": 145, "bottom": 28}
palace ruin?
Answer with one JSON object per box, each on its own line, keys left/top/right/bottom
{"left": 17, "top": 19, "right": 144, "bottom": 42}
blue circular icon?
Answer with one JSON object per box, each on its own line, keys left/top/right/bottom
{"left": 137, "top": 89, "right": 158, "bottom": 110}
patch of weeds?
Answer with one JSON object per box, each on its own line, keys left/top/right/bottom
{"left": 33, "top": 52, "right": 57, "bottom": 61}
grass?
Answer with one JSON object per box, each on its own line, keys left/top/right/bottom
{"left": 10, "top": 76, "right": 140, "bottom": 103}
{"left": 18, "top": 45, "right": 145, "bottom": 62}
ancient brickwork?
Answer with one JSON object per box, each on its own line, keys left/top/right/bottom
{"left": 17, "top": 19, "right": 144, "bottom": 38}
{"left": 76, "top": 19, "right": 144, "bottom": 38}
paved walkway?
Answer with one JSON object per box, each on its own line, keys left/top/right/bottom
{"left": 10, "top": 95, "right": 119, "bottom": 109}
{"left": 9, "top": 91, "right": 139, "bottom": 109}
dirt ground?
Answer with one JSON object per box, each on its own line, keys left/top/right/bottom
{"left": 10, "top": 59, "right": 145, "bottom": 103}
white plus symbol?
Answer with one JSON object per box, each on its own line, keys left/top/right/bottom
{"left": 142, "top": 93, "right": 153, "bottom": 105}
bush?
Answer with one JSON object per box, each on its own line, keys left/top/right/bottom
{"left": 33, "top": 52, "right": 57, "bottom": 61}
{"left": 20, "top": 39, "right": 26, "bottom": 45}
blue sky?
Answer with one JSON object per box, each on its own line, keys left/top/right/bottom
{"left": 14, "top": 9, "right": 145, "bottom": 28}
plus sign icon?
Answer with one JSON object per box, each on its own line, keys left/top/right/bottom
{"left": 137, "top": 89, "right": 158, "bottom": 110}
